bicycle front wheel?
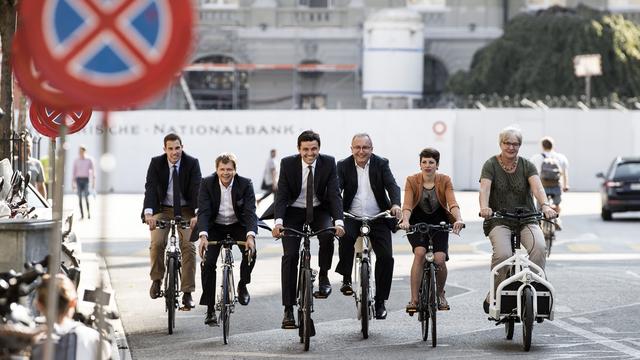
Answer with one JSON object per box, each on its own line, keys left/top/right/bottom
{"left": 222, "top": 267, "right": 231, "bottom": 345}
{"left": 166, "top": 257, "right": 176, "bottom": 335}
{"left": 360, "top": 261, "right": 370, "bottom": 339}
{"left": 303, "top": 269, "right": 313, "bottom": 351}
{"left": 419, "top": 270, "right": 429, "bottom": 342}
{"left": 429, "top": 266, "right": 437, "bottom": 348}
{"left": 522, "top": 286, "right": 534, "bottom": 351}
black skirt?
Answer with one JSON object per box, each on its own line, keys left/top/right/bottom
{"left": 407, "top": 206, "right": 449, "bottom": 260}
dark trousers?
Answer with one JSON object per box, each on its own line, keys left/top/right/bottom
{"left": 76, "top": 177, "right": 90, "bottom": 218}
{"left": 335, "top": 217, "right": 394, "bottom": 301}
{"left": 199, "top": 223, "right": 257, "bottom": 307}
{"left": 281, "top": 206, "right": 334, "bottom": 306}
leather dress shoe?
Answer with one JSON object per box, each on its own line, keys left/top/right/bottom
{"left": 281, "top": 308, "right": 296, "bottom": 329}
{"left": 238, "top": 282, "right": 250, "bottom": 306}
{"left": 182, "top": 292, "right": 195, "bottom": 309}
{"left": 340, "top": 280, "right": 353, "bottom": 296}
{"left": 149, "top": 280, "right": 161, "bottom": 299}
{"left": 375, "top": 300, "right": 387, "bottom": 319}
{"left": 314, "top": 275, "right": 332, "bottom": 299}
{"left": 204, "top": 309, "right": 218, "bottom": 326}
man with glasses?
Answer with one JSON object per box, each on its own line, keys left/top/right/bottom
{"left": 335, "top": 133, "right": 402, "bottom": 319}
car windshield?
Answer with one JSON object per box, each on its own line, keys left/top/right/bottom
{"left": 613, "top": 162, "right": 640, "bottom": 181}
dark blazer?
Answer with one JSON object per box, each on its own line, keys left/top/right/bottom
{"left": 196, "top": 173, "right": 258, "bottom": 236}
{"left": 141, "top": 152, "right": 201, "bottom": 220}
{"left": 337, "top": 154, "right": 401, "bottom": 212}
{"left": 274, "top": 154, "right": 343, "bottom": 222}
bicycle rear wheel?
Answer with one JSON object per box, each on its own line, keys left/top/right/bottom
{"left": 505, "top": 318, "right": 515, "bottom": 339}
{"left": 429, "top": 266, "right": 437, "bottom": 347}
{"left": 166, "top": 257, "right": 176, "bottom": 335}
{"left": 419, "top": 271, "right": 429, "bottom": 342}
{"left": 303, "top": 269, "right": 313, "bottom": 351}
{"left": 522, "top": 286, "right": 534, "bottom": 351}
{"left": 360, "top": 261, "right": 370, "bottom": 339}
{"left": 222, "top": 267, "right": 231, "bottom": 345}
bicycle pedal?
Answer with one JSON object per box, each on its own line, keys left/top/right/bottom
{"left": 179, "top": 306, "right": 191, "bottom": 311}
{"left": 313, "top": 291, "right": 328, "bottom": 299}
{"left": 282, "top": 324, "right": 298, "bottom": 330}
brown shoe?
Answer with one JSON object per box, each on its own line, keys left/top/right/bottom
{"left": 149, "top": 280, "right": 161, "bottom": 299}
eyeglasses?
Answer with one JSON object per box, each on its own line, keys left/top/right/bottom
{"left": 352, "top": 146, "right": 372, "bottom": 151}
{"left": 501, "top": 141, "right": 521, "bottom": 148}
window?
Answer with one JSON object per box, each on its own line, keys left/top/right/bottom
{"left": 185, "top": 55, "right": 248, "bottom": 110}
{"left": 526, "top": 0, "right": 566, "bottom": 10}
{"left": 298, "top": 0, "right": 332, "bottom": 7}
{"left": 609, "top": 0, "right": 640, "bottom": 10}
{"left": 199, "top": 0, "right": 239, "bottom": 8}
{"left": 299, "top": 94, "right": 327, "bottom": 109}
{"left": 614, "top": 162, "right": 640, "bottom": 181}
{"left": 406, "top": 0, "right": 446, "bottom": 10}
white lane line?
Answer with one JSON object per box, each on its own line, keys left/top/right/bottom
{"left": 626, "top": 271, "right": 640, "bottom": 279}
{"left": 551, "top": 319, "right": 640, "bottom": 358}
{"left": 592, "top": 327, "right": 616, "bottom": 334}
{"left": 555, "top": 305, "right": 573, "bottom": 313}
{"left": 569, "top": 317, "right": 592, "bottom": 324}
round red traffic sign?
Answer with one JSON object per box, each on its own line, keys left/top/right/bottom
{"left": 19, "top": 0, "right": 194, "bottom": 109}
{"left": 29, "top": 102, "right": 92, "bottom": 137}
{"left": 12, "top": 30, "right": 81, "bottom": 109}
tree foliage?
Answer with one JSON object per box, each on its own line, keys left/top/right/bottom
{"left": 447, "top": 5, "right": 640, "bottom": 99}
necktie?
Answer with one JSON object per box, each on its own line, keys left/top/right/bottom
{"left": 172, "top": 165, "right": 181, "bottom": 218}
{"left": 306, "top": 165, "right": 314, "bottom": 224}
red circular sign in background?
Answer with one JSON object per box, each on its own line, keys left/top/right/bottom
{"left": 29, "top": 102, "right": 92, "bottom": 138}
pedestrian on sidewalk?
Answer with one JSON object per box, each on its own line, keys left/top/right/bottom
{"left": 72, "top": 145, "right": 95, "bottom": 220}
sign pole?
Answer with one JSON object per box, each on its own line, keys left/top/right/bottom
{"left": 586, "top": 75, "right": 591, "bottom": 105}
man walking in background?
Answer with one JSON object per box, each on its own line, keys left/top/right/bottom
{"left": 72, "top": 145, "right": 95, "bottom": 220}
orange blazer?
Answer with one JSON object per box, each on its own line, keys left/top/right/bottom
{"left": 402, "top": 172, "right": 459, "bottom": 224}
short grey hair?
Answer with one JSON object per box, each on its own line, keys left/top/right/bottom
{"left": 498, "top": 126, "right": 522, "bottom": 145}
{"left": 351, "top": 133, "right": 372, "bottom": 146}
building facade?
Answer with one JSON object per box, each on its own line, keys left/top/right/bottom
{"left": 151, "top": 0, "right": 640, "bottom": 110}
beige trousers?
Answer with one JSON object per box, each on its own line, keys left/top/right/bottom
{"left": 488, "top": 224, "right": 546, "bottom": 292}
{"left": 149, "top": 207, "right": 196, "bottom": 293}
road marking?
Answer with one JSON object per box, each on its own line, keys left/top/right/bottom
{"left": 450, "top": 244, "right": 474, "bottom": 252}
{"left": 551, "top": 319, "right": 640, "bottom": 358}
{"left": 553, "top": 233, "right": 598, "bottom": 246}
{"left": 626, "top": 271, "right": 640, "bottom": 279}
{"left": 593, "top": 327, "right": 616, "bottom": 334}
{"left": 569, "top": 317, "right": 592, "bottom": 324}
{"left": 567, "top": 244, "right": 602, "bottom": 252}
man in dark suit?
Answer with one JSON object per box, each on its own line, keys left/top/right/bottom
{"left": 197, "top": 153, "right": 257, "bottom": 326}
{"left": 272, "top": 130, "right": 345, "bottom": 329}
{"left": 336, "top": 133, "right": 402, "bottom": 319}
{"left": 142, "top": 133, "right": 201, "bottom": 309}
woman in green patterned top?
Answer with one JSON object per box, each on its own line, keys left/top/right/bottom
{"left": 478, "top": 126, "right": 556, "bottom": 313}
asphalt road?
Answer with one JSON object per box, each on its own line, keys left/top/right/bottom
{"left": 71, "top": 192, "right": 640, "bottom": 359}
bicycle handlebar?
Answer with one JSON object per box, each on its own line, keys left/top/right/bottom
{"left": 280, "top": 226, "right": 336, "bottom": 238}
{"left": 343, "top": 211, "right": 395, "bottom": 222}
{"left": 405, "top": 222, "right": 464, "bottom": 235}
{"left": 156, "top": 218, "right": 190, "bottom": 230}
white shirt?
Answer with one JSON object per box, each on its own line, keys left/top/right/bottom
{"left": 32, "top": 319, "right": 112, "bottom": 360}
{"left": 349, "top": 159, "right": 381, "bottom": 217}
{"left": 199, "top": 178, "right": 256, "bottom": 239}
{"left": 275, "top": 158, "right": 343, "bottom": 227}
{"left": 263, "top": 157, "right": 276, "bottom": 185}
{"left": 530, "top": 150, "right": 569, "bottom": 183}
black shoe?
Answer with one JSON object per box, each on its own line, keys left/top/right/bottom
{"left": 375, "top": 300, "right": 387, "bottom": 320}
{"left": 281, "top": 308, "right": 296, "bottom": 329}
{"left": 182, "top": 292, "right": 195, "bottom": 309}
{"left": 149, "top": 280, "right": 161, "bottom": 299}
{"left": 483, "top": 299, "right": 490, "bottom": 314}
{"left": 314, "top": 275, "right": 331, "bottom": 299}
{"left": 238, "top": 282, "right": 250, "bottom": 306}
{"left": 204, "top": 310, "right": 218, "bottom": 326}
{"left": 340, "top": 280, "right": 353, "bottom": 296}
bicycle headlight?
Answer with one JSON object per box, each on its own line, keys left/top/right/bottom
{"left": 426, "top": 251, "right": 435, "bottom": 263}
{"left": 360, "top": 224, "right": 370, "bottom": 235}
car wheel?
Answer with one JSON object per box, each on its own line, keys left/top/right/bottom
{"left": 601, "top": 208, "right": 612, "bottom": 221}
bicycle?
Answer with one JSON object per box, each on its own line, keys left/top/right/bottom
{"left": 278, "top": 224, "right": 335, "bottom": 351}
{"left": 205, "top": 234, "right": 252, "bottom": 345}
{"left": 404, "top": 222, "right": 461, "bottom": 347}
{"left": 485, "top": 208, "right": 556, "bottom": 351}
{"left": 343, "top": 211, "right": 394, "bottom": 339}
{"left": 155, "top": 217, "right": 189, "bottom": 335}
{"left": 540, "top": 195, "right": 559, "bottom": 258}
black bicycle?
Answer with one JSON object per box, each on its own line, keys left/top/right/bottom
{"left": 279, "top": 224, "right": 335, "bottom": 351}
{"left": 405, "top": 222, "right": 461, "bottom": 347}
{"left": 540, "top": 196, "right": 559, "bottom": 258}
{"left": 156, "top": 217, "right": 189, "bottom": 335}
{"left": 343, "top": 211, "right": 394, "bottom": 339}
{"left": 205, "top": 234, "right": 252, "bottom": 344}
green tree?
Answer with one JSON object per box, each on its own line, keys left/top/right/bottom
{"left": 448, "top": 5, "right": 640, "bottom": 99}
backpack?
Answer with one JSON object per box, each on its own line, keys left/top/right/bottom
{"left": 540, "top": 153, "right": 561, "bottom": 187}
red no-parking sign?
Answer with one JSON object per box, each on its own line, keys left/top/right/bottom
{"left": 12, "top": 30, "right": 81, "bottom": 109}
{"left": 29, "top": 102, "right": 92, "bottom": 138}
{"left": 19, "top": 0, "right": 194, "bottom": 109}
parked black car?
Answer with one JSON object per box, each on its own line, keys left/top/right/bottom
{"left": 596, "top": 156, "right": 640, "bottom": 220}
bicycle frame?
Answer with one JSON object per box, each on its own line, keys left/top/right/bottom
{"left": 161, "top": 219, "right": 184, "bottom": 303}
{"left": 214, "top": 237, "right": 238, "bottom": 314}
